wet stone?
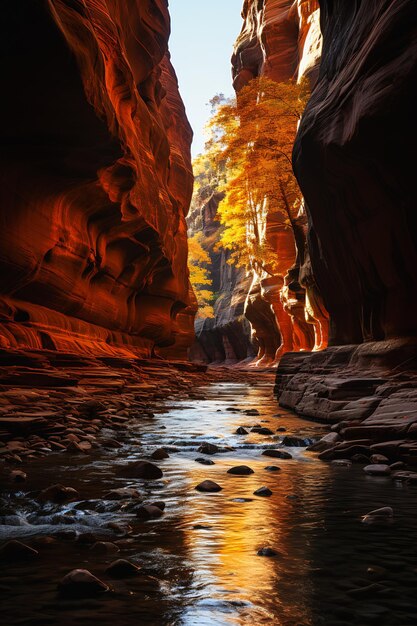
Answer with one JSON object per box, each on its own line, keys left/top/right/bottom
{"left": 197, "top": 442, "right": 219, "bottom": 455}
{"left": 195, "top": 480, "right": 222, "bottom": 493}
{"left": 264, "top": 466, "right": 281, "bottom": 472}
{"left": 235, "top": 427, "right": 248, "bottom": 435}
{"left": 151, "top": 448, "right": 169, "bottom": 460}
{"left": 227, "top": 465, "right": 254, "bottom": 475}
{"left": 363, "top": 464, "right": 391, "bottom": 476}
{"left": 253, "top": 486, "right": 272, "bottom": 497}
{"left": 89, "top": 541, "right": 120, "bottom": 555}
{"left": 362, "top": 507, "right": 394, "bottom": 525}
{"left": 257, "top": 547, "right": 279, "bottom": 557}
{"left": 331, "top": 459, "right": 352, "bottom": 467}
{"left": 118, "top": 460, "right": 163, "bottom": 479}
{"left": 251, "top": 427, "right": 274, "bottom": 435}
{"left": 0, "top": 540, "right": 39, "bottom": 561}
{"left": 135, "top": 504, "right": 164, "bottom": 520}
{"left": 262, "top": 449, "right": 292, "bottom": 459}
{"left": 58, "top": 569, "right": 109, "bottom": 597}
{"left": 195, "top": 457, "right": 215, "bottom": 466}
{"left": 105, "top": 559, "right": 140, "bottom": 578}
{"left": 104, "top": 487, "right": 141, "bottom": 500}
{"left": 38, "top": 483, "right": 79, "bottom": 503}
{"left": 9, "top": 469, "right": 27, "bottom": 482}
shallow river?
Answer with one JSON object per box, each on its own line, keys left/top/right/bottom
{"left": 1, "top": 378, "right": 417, "bottom": 625}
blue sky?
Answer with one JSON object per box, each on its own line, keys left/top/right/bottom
{"left": 169, "top": 0, "right": 243, "bottom": 158}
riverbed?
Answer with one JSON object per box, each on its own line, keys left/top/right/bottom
{"left": 1, "top": 376, "right": 417, "bottom": 625}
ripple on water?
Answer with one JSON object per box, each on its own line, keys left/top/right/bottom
{"left": 1, "top": 379, "right": 417, "bottom": 626}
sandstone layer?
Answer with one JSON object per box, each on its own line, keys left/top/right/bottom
{"left": 0, "top": 1, "right": 195, "bottom": 360}
{"left": 276, "top": 1, "right": 417, "bottom": 456}
{"left": 230, "top": 0, "right": 328, "bottom": 364}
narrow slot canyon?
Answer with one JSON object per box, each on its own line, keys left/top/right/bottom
{"left": 0, "top": 2, "right": 416, "bottom": 625}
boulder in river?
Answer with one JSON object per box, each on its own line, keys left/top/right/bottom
{"left": 253, "top": 486, "right": 272, "bottom": 497}
{"left": 281, "top": 436, "right": 314, "bottom": 447}
{"left": 118, "top": 461, "right": 163, "bottom": 479}
{"left": 105, "top": 559, "right": 140, "bottom": 578}
{"left": 262, "top": 449, "right": 292, "bottom": 459}
{"left": 227, "top": 465, "right": 254, "bottom": 475}
{"left": 251, "top": 427, "right": 274, "bottom": 435}
{"left": 235, "top": 427, "right": 248, "bottom": 435}
{"left": 58, "top": 569, "right": 109, "bottom": 597}
{"left": 38, "top": 483, "right": 79, "bottom": 503}
{"left": 195, "top": 480, "right": 222, "bottom": 493}
{"left": 0, "top": 540, "right": 38, "bottom": 561}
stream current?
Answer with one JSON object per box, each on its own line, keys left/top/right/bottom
{"left": 1, "top": 376, "right": 417, "bottom": 625}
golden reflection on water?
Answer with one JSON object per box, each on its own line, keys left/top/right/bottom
{"left": 180, "top": 454, "right": 333, "bottom": 625}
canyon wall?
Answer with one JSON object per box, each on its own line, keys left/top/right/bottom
{"left": 229, "top": 0, "right": 327, "bottom": 364}
{"left": 276, "top": 1, "right": 417, "bottom": 457}
{"left": 0, "top": 0, "right": 195, "bottom": 360}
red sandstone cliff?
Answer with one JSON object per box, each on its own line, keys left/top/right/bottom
{"left": 0, "top": 1, "right": 195, "bottom": 360}
{"left": 230, "top": 0, "right": 328, "bottom": 364}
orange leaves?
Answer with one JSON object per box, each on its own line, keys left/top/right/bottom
{"left": 187, "top": 233, "right": 214, "bottom": 318}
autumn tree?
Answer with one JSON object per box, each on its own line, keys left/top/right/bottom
{"left": 187, "top": 232, "right": 214, "bottom": 318}
{"left": 206, "top": 77, "right": 310, "bottom": 273}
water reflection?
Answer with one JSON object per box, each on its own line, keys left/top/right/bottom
{"left": 1, "top": 379, "right": 417, "bottom": 625}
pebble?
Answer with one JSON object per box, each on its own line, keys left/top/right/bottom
{"left": 58, "top": 568, "right": 109, "bottom": 597}
{"left": 195, "top": 480, "right": 222, "bottom": 493}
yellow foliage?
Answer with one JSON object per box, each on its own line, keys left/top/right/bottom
{"left": 206, "top": 77, "right": 310, "bottom": 272}
{"left": 188, "top": 233, "right": 215, "bottom": 318}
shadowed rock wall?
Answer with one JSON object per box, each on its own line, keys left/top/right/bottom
{"left": 0, "top": 0, "right": 195, "bottom": 359}
{"left": 276, "top": 1, "right": 417, "bottom": 455}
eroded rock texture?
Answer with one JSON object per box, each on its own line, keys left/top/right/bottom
{"left": 187, "top": 189, "right": 256, "bottom": 364}
{"left": 0, "top": 1, "right": 195, "bottom": 359}
{"left": 230, "top": 0, "right": 328, "bottom": 364}
{"left": 276, "top": 1, "right": 417, "bottom": 453}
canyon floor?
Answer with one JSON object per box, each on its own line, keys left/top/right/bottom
{"left": 1, "top": 358, "right": 417, "bottom": 625}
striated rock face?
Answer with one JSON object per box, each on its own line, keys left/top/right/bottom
{"left": 231, "top": 0, "right": 327, "bottom": 364}
{"left": 187, "top": 187, "right": 256, "bottom": 364}
{"left": 0, "top": 1, "right": 195, "bottom": 359}
{"left": 276, "top": 1, "right": 417, "bottom": 453}
{"left": 294, "top": 0, "right": 417, "bottom": 346}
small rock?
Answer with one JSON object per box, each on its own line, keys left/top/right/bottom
{"left": 264, "top": 466, "right": 281, "bottom": 472}
{"left": 195, "top": 480, "right": 222, "bottom": 493}
{"left": 262, "top": 449, "right": 292, "bottom": 459}
{"left": 0, "top": 540, "right": 38, "bottom": 561}
{"left": 135, "top": 504, "right": 164, "bottom": 520}
{"left": 251, "top": 427, "right": 274, "bottom": 435}
{"left": 58, "top": 569, "right": 109, "bottom": 597}
{"left": 389, "top": 461, "right": 405, "bottom": 471}
{"left": 197, "top": 442, "right": 219, "bottom": 455}
{"left": 151, "top": 448, "right": 169, "bottom": 460}
{"left": 364, "top": 464, "right": 391, "bottom": 476}
{"left": 370, "top": 454, "right": 389, "bottom": 464}
{"left": 227, "top": 465, "right": 254, "bottom": 475}
{"left": 362, "top": 507, "right": 394, "bottom": 525}
{"left": 150, "top": 501, "right": 165, "bottom": 511}
{"left": 331, "top": 459, "right": 352, "bottom": 467}
{"left": 104, "top": 487, "right": 141, "bottom": 500}
{"left": 118, "top": 461, "right": 163, "bottom": 479}
{"left": 235, "top": 427, "right": 248, "bottom": 435}
{"left": 244, "top": 409, "right": 260, "bottom": 416}
{"left": 257, "top": 547, "right": 279, "bottom": 557}
{"left": 281, "top": 436, "right": 311, "bottom": 447}
{"left": 195, "top": 457, "right": 215, "bottom": 466}
{"left": 105, "top": 559, "right": 140, "bottom": 578}
{"left": 253, "top": 486, "right": 272, "bottom": 497}
{"left": 276, "top": 427, "right": 287, "bottom": 433}
{"left": 38, "top": 483, "right": 79, "bottom": 503}
{"left": 367, "top": 565, "right": 387, "bottom": 580}
{"left": 89, "top": 542, "right": 120, "bottom": 555}
{"left": 9, "top": 470, "right": 27, "bottom": 482}
{"left": 351, "top": 454, "right": 370, "bottom": 463}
